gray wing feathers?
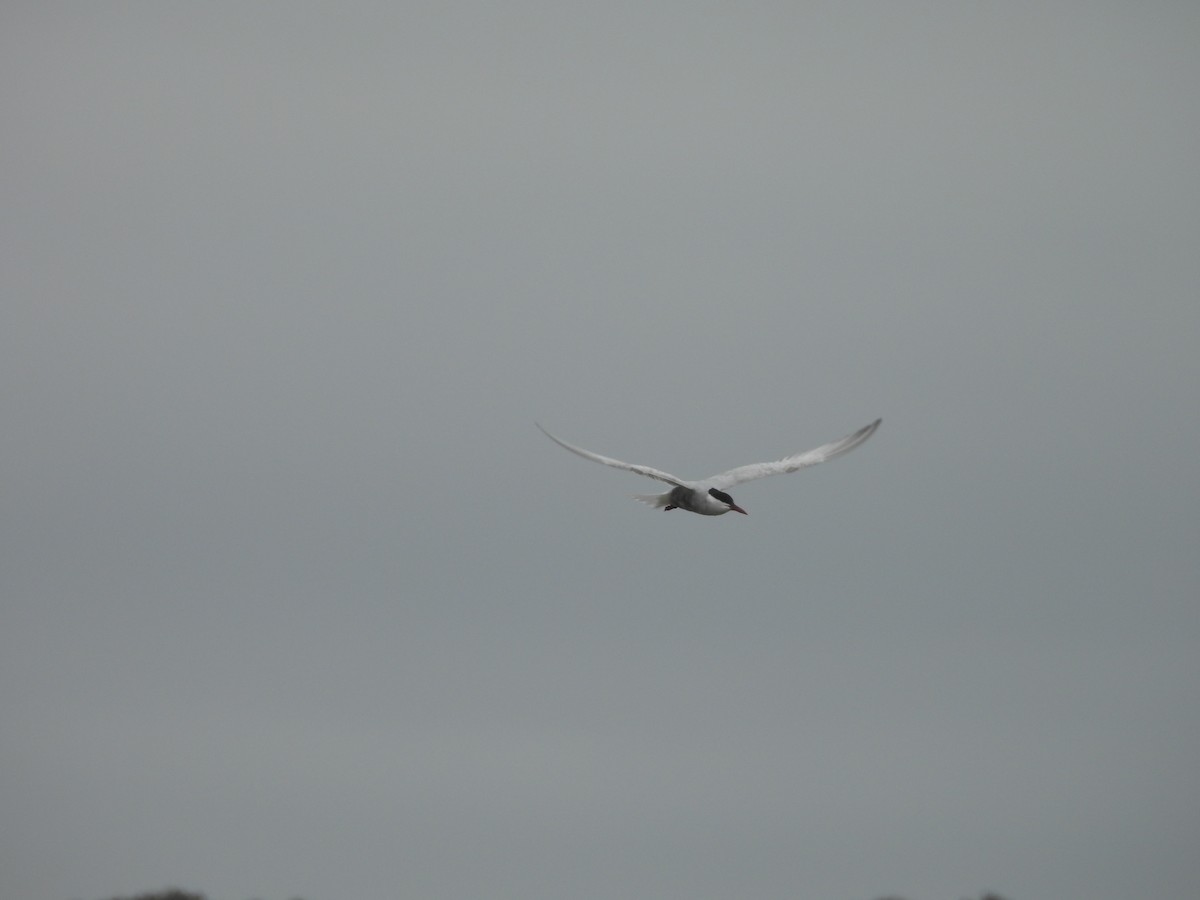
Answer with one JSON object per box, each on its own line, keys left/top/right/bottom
{"left": 537, "top": 424, "right": 687, "bottom": 487}
{"left": 706, "top": 418, "right": 881, "bottom": 489}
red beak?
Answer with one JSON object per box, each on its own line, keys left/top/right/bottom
{"left": 730, "top": 505, "right": 748, "bottom": 515}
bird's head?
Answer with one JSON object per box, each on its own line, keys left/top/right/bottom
{"left": 708, "top": 488, "right": 747, "bottom": 515}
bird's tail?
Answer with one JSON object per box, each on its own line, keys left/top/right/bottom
{"left": 634, "top": 492, "right": 672, "bottom": 509}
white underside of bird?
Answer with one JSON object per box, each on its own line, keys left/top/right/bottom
{"left": 537, "top": 418, "right": 881, "bottom": 517}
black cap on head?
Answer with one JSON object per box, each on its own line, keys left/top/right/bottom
{"left": 708, "top": 488, "right": 735, "bottom": 505}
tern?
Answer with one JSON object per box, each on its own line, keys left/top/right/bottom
{"left": 537, "top": 418, "right": 881, "bottom": 517}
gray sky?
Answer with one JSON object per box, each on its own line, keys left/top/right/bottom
{"left": 2, "top": 4, "right": 1198, "bottom": 900}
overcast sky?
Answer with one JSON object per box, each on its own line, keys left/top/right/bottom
{"left": 3, "top": 4, "right": 1198, "bottom": 900}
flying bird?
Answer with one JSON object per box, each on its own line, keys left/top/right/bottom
{"left": 537, "top": 418, "right": 881, "bottom": 517}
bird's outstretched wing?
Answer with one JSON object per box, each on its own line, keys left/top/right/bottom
{"left": 705, "top": 419, "right": 881, "bottom": 489}
{"left": 537, "top": 424, "right": 688, "bottom": 487}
